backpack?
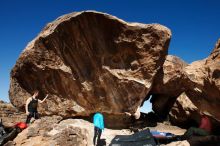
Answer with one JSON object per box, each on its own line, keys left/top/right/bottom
{"left": 15, "top": 122, "right": 27, "bottom": 130}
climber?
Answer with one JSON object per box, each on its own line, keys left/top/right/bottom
{"left": 25, "top": 90, "right": 48, "bottom": 124}
{"left": 181, "top": 111, "right": 212, "bottom": 140}
{"left": 124, "top": 107, "right": 141, "bottom": 132}
{"left": 93, "top": 112, "right": 104, "bottom": 146}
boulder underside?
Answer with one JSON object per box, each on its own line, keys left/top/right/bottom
{"left": 9, "top": 11, "right": 220, "bottom": 128}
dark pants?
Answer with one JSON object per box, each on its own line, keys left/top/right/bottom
{"left": 183, "top": 127, "right": 209, "bottom": 140}
{"left": 93, "top": 127, "right": 102, "bottom": 146}
{"left": 25, "top": 112, "right": 39, "bottom": 124}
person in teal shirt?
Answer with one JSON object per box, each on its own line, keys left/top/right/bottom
{"left": 93, "top": 112, "right": 104, "bottom": 145}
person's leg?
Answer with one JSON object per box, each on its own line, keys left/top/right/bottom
{"left": 93, "top": 127, "right": 98, "bottom": 145}
{"left": 182, "top": 127, "right": 208, "bottom": 140}
{"left": 182, "top": 127, "right": 196, "bottom": 140}
{"left": 192, "top": 128, "right": 209, "bottom": 136}
{"left": 25, "top": 113, "right": 33, "bottom": 124}
{"left": 97, "top": 128, "right": 102, "bottom": 145}
{"left": 34, "top": 112, "right": 40, "bottom": 120}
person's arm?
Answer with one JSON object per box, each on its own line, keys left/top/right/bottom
{"left": 38, "top": 94, "right": 49, "bottom": 103}
{"left": 124, "top": 112, "right": 132, "bottom": 116}
{"left": 25, "top": 98, "right": 31, "bottom": 115}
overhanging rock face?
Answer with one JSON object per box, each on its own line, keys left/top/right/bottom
{"left": 184, "top": 39, "right": 220, "bottom": 121}
{"left": 150, "top": 39, "right": 220, "bottom": 124}
{"left": 9, "top": 11, "right": 171, "bottom": 118}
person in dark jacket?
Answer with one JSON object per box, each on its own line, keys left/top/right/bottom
{"left": 25, "top": 90, "right": 48, "bottom": 124}
{"left": 93, "top": 112, "right": 104, "bottom": 146}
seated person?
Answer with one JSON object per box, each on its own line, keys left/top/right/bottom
{"left": 182, "top": 111, "right": 212, "bottom": 140}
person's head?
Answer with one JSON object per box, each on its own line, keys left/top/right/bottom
{"left": 33, "top": 90, "right": 39, "bottom": 98}
{"left": 93, "top": 111, "right": 102, "bottom": 117}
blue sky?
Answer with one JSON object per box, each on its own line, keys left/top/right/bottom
{"left": 0, "top": 0, "right": 220, "bottom": 113}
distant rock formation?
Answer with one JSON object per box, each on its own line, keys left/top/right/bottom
{"left": 0, "top": 100, "right": 26, "bottom": 127}
{"left": 9, "top": 11, "right": 171, "bottom": 126}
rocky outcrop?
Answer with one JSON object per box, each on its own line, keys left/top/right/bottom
{"left": 0, "top": 100, "right": 26, "bottom": 127}
{"left": 149, "top": 55, "right": 187, "bottom": 117}
{"left": 169, "top": 93, "right": 199, "bottom": 127}
{"left": 6, "top": 116, "right": 188, "bottom": 146}
{"left": 151, "top": 55, "right": 188, "bottom": 97}
{"left": 184, "top": 39, "right": 220, "bottom": 121}
{"left": 148, "top": 39, "right": 220, "bottom": 124}
{"left": 7, "top": 117, "right": 93, "bottom": 146}
{"left": 9, "top": 11, "right": 171, "bottom": 123}
{"left": 8, "top": 9, "right": 220, "bottom": 130}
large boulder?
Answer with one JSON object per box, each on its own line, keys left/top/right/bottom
{"left": 149, "top": 39, "right": 220, "bottom": 124}
{"left": 149, "top": 55, "right": 187, "bottom": 117}
{"left": 169, "top": 92, "right": 199, "bottom": 127}
{"left": 170, "top": 92, "right": 220, "bottom": 132}
{"left": 151, "top": 55, "right": 188, "bottom": 97}
{"left": 184, "top": 39, "right": 220, "bottom": 121}
{"left": 9, "top": 11, "right": 171, "bottom": 122}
